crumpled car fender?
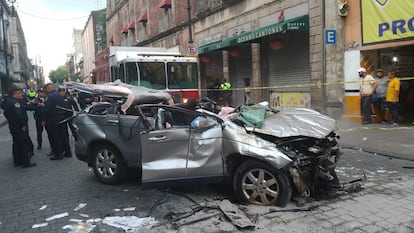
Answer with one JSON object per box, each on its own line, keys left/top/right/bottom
{"left": 221, "top": 120, "right": 292, "bottom": 169}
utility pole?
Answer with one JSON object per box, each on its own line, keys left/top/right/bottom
{"left": 187, "top": 0, "right": 193, "bottom": 43}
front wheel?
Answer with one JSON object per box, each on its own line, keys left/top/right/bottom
{"left": 91, "top": 144, "right": 127, "bottom": 185}
{"left": 233, "top": 160, "right": 292, "bottom": 207}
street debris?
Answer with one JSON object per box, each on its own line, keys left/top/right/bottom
{"left": 79, "top": 214, "right": 90, "bottom": 218}
{"left": 69, "top": 219, "right": 84, "bottom": 223}
{"left": 102, "top": 216, "right": 157, "bottom": 231}
{"left": 219, "top": 200, "right": 255, "bottom": 229}
{"left": 74, "top": 203, "right": 87, "bottom": 211}
{"left": 175, "top": 211, "right": 221, "bottom": 228}
{"left": 123, "top": 207, "right": 136, "bottom": 211}
{"left": 38, "top": 205, "right": 47, "bottom": 210}
{"left": 63, "top": 222, "right": 96, "bottom": 232}
{"left": 263, "top": 205, "right": 319, "bottom": 216}
{"left": 86, "top": 218, "right": 102, "bottom": 223}
{"left": 32, "top": 223, "right": 48, "bottom": 228}
{"left": 46, "top": 212, "right": 69, "bottom": 221}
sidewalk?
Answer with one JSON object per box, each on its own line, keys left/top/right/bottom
{"left": 337, "top": 120, "right": 414, "bottom": 161}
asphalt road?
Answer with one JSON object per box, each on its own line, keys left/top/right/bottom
{"left": 0, "top": 115, "right": 414, "bottom": 232}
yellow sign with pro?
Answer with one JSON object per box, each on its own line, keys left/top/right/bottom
{"left": 361, "top": 0, "right": 414, "bottom": 45}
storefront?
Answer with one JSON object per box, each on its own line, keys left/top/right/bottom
{"left": 198, "top": 3, "right": 310, "bottom": 107}
{"left": 344, "top": 0, "right": 414, "bottom": 122}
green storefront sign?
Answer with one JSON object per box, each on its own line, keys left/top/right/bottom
{"left": 199, "top": 15, "right": 309, "bottom": 54}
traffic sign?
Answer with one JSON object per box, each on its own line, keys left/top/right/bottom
{"left": 186, "top": 43, "right": 198, "bottom": 56}
{"left": 325, "top": 30, "right": 337, "bottom": 44}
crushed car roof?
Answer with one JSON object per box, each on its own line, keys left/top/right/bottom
{"left": 69, "top": 80, "right": 172, "bottom": 113}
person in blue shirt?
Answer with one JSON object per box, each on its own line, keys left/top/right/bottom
{"left": 1, "top": 86, "right": 36, "bottom": 168}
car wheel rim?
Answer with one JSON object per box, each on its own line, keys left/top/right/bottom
{"left": 95, "top": 149, "right": 117, "bottom": 178}
{"left": 241, "top": 168, "right": 279, "bottom": 205}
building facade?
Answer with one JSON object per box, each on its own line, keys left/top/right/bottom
{"left": 0, "top": 0, "right": 14, "bottom": 94}
{"left": 81, "top": 9, "right": 106, "bottom": 80}
{"left": 9, "top": 7, "right": 31, "bottom": 86}
{"left": 104, "top": 0, "right": 349, "bottom": 117}
{"left": 343, "top": 0, "right": 414, "bottom": 123}
{"left": 0, "top": 1, "right": 32, "bottom": 94}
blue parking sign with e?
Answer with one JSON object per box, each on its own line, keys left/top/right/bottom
{"left": 325, "top": 30, "right": 336, "bottom": 44}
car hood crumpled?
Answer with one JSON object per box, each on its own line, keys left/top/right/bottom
{"left": 245, "top": 108, "right": 337, "bottom": 139}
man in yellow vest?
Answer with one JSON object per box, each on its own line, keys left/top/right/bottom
{"left": 220, "top": 79, "right": 232, "bottom": 106}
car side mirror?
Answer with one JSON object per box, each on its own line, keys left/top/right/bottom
{"left": 190, "top": 116, "right": 217, "bottom": 130}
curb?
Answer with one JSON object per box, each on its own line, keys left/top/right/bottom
{"left": 340, "top": 144, "right": 414, "bottom": 162}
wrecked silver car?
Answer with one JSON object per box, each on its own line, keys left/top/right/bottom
{"left": 70, "top": 82, "right": 341, "bottom": 207}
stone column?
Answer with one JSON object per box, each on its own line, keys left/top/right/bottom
{"left": 309, "top": 0, "right": 326, "bottom": 114}
{"left": 222, "top": 50, "right": 229, "bottom": 81}
{"left": 251, "top": 43, "right": 262, "bottom": 103}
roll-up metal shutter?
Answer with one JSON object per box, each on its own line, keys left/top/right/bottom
{"left": 229, "top": 52, "right": 252, "bottom": 106}
{"left": 266, "top": 32, "right": 310, "bottom": 92}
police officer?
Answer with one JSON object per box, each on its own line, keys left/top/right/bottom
{"left": 58, "top": 87, "right": 79, "bottom": 157}
{"left": 27, "top": 89, "right": 47, "bottom": 150}
{"left": 43, "top": 83, "right": 66, "bottom": 160}
{"left": 220, "top": 79, "right": 232, "bottom": 107}
{"left": 1, "top": 86, "right": 36, "bottom": 168}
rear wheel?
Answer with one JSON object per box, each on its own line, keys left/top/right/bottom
{"left": 233, "top": 160, "right": 292, "bottom": 207}
{"left": 92, "top": 144, "right": 127, "bottom": 185}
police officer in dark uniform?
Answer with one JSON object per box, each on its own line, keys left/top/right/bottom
{"left": 1, "top": 86, "right": 36, "bottom": 168}
{"left": 43, "top": 83, "right": 66, "bottom": 160}
{"left": 27, "top": 89, "right": 47, "bottom": 150}
{"left": 20, "top": 91, "right": 35, "bottom": 156}
{"left": 58, "top": 87, "right": 79, "bottom": 157}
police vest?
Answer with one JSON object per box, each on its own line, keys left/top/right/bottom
{"left": 220, "top": 82, "right": 231, "bottom": 90}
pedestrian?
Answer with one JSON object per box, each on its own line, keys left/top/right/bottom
{"left": 385, "top": 70, "right": 400, "bottom": 126}
{"left": 27, "top": 89, "right": 47, "bottom": 150}
{"left": 19, "top": 91, "right": 35, "bottom": 156}
{"left": 43, "top": 83, "right": 66, "bottom": 160}
{"left": 1, "top": 86, "right": 36, "bottom": 168}
{"left": 58, "top": 87, "right": 79, "bottom": 157}
{"left": 220, "top": 78, "right": 232, "bottom": 107}
{"left": 372, "top": 68, "right": 389, "bottom": 123}
{"left": 358, "top": 67, "right": 377, "bottom": 124}
{"left": 207, "top": 78, "right": 220, "bottom": 103}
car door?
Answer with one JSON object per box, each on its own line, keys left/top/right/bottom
{"left": 186, "top": 116, "right": 224, "bottom": 178}
{"left": 140, "top": 107, "right": 191, "bottom": 183}
{"left": 104, "top": 108, "right": 145, "bottom": 166}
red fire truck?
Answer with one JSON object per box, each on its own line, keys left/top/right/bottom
{"left": 94, "top": 46, "right": 199, "bottom": 103}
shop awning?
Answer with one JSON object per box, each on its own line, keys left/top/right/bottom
{"left": 199, "top": 15, "right": 309, "bottom": 54}
{"left": 127, "top": 20, "right": 135, "bottom": 30}
{"left": 138, "top": 12, "right": 148, "bottom": 22}
{"left": 158, "top": 0, "right": 171, "bottom": 9}
{"left": 121, "top": 25, "right": 128, "bottom": 34}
